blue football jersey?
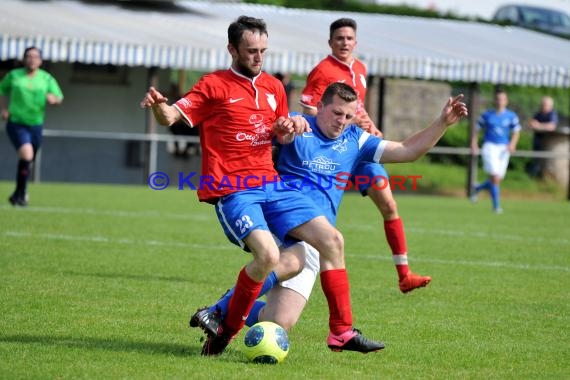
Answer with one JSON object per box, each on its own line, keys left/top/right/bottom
{"left": 477, "top": 109, "right": 521, "bottom": 145}
{"left": 276, "top": 114, "right": 386, "bottom": 224}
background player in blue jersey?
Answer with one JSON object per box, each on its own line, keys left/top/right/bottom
{"left": 191, "top": 83, "right": 468, "bottom": 343}
{"left": 470, "top": 88, "right": 521, "bottom": 213}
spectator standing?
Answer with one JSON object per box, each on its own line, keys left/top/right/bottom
{"left": 527, "top": 96, "right": 558, "bottom": 178}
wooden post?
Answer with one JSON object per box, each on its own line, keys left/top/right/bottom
{"left": 144, "top": 67, "right": 159, "bottom": 183}
{"left": 466, "top": 82, "right": 480, "bottom": 197}
{"left": 377, "top": 76, "right": 386, "bottom": 132}
{"left": 178, "top": 69, "right": 186, "bottom": 93}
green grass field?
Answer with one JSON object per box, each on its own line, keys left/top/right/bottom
{"left": 1, "top": 181, "right": 568, "bottom": 379}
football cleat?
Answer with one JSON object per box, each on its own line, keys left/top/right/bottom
{"left": 327, "top": 328, "right": 385, "bottom": 353}
{"left": 8, "top": 193, "right": 28, "bottom": 207}
{"left": 189, "top": 307, "right": 221, "bottom": 337}
{"left": 201, "top": 326, "right": 234, "bottom": 356}
{"left": 8, "top": 194, "right": 17, "bottom": 206}
{"left": 399, "top": 272, "right": 431, "bottom": 293}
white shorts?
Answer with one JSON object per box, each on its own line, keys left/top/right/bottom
{"left": 481, "top": 142, "right": 510, "bottom": 179}
{"left": 280, "top": 242, "right": 320, "bottom": 301}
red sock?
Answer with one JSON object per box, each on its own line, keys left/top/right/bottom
{"left": 224, "top": 267, "right": 263, "bottom": 336}
{"left": 320, "top": 269, "right": 352, "bottom": 335}
{"left": 384, "top": 218, "right": 409, "bottom": 280}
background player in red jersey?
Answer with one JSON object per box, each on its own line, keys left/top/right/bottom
{"left": 141, "top": 16, "right": 384, "bottom": 356}
{"left": 300, "top": 18, "right": 431, "bottom": 293}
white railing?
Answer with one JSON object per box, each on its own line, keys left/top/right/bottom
{"left": 33, "top": 128, "right": 570, "bottom": 199}
{"left": 35, "top": 129, "right": 200, "bottom": 182}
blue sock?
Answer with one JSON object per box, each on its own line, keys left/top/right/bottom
{"left": 490, "top": 183, "right": 500, "bottom": 210}
{"left": 208, "top": 271, "right": 279, "bottom": 317}
{"left": 245, "top": 300, "right": 266, "bottom": 327}
{"left": 476, "top": 179, "right": 491, "bottom": 193}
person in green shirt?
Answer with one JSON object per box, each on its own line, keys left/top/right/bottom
{"left": 0, "top": 46, "right": 63, "bottom": 207}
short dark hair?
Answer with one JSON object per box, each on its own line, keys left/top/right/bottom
{"left": 321, "top": 82, "right": 357, "bottom": 105}
{"left": 494, "top": 86, "right": 506, "bottom": 95}
{"left": 329, "top": 18, "right": 357, "bottom": 39}
{"left": 23, "top": 46, "right": 42, "bottom": 60}
{"left": 228, "top": 15, "right": 268, "bottom": 49}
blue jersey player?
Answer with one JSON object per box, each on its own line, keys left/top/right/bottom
{"left": 276, "top": 114, "right": 387, "bottom": 226}
{"left": 470, "top": 89, "right": 521, "bottom": 213}
{"left": 191, "top": 83, "right": 468, "bottom": 347}
{"left": 301, "top": 18, "right": 429, "bottom": 294}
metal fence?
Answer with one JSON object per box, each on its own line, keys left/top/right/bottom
{"left": 23, "top": 128, "right": 569, "bottom": 199}
{"left": 35, "top": 129, "right": 199, "bottom": 181}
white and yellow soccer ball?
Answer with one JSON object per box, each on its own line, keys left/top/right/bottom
{"left": 242, "top": 321, "right": 289, "bottom": 364}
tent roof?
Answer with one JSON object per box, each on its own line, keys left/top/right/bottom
{"left": 1, "top": 0, "right": 570, "bottom": 87}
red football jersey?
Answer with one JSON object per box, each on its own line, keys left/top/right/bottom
{"left": 174, "top": 68, "right": 288, "bottom": 203}
{"left": 300, "top": 55, "right": 368, "bottom": 116}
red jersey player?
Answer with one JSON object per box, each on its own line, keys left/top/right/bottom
{"left": 173, "top": 68, "right": 287, "bottom": 203}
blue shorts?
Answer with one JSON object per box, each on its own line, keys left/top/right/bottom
{"left": 352, "top": 162, "right": 389, "bottom": 195}
{"left": 215, "top": 184, "right": 323, "bottom": 250}
{"left": 6, "top": 121, "right": 43, "bottom": 151}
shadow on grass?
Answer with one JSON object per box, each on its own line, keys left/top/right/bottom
{"left": 0, "top": 334, "right": 201, "bottom": 357}
{"left": 61, "top": 271, "right": 191, "bottom": 283}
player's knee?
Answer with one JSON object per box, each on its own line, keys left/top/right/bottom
{"left": 273, "top": 315, "right": 298, "bottom": 332}
{"left": 317, "top": 229, "right": 344, "bottom": 257}
{"left": 369, "top": 188, "right": 398, "bottom": 219}
{"left": 18, "top": 145, "right": 34, "bottom": 161}
{"left": 254, "top": 249, "right": 281, "bottom": 271}
{"left": 380, "top": 197, "right": 398, "bottom": 218}
{"left": 277, "top": 250, "right": 305, "bottom": 278}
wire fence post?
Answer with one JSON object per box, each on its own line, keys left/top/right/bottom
{"left": 144, "top": 66, "right": 160, "bottom": 185}
{"left": 466, "top": 82, "right": 480, "bottom": 197}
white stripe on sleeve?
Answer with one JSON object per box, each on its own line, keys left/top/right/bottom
{"left": 373, "top": 140, "right": 388, "bottom": 163}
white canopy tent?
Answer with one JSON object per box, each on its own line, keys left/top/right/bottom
{"left": 1, "top": 0, "right": 569, "bottom": 87}
{"left": 1, "top": 0, "right": 569, "bottom": 196}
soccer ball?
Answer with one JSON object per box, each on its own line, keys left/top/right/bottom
{"left": 243, "top": 321, "right": 289, "bottom": 364}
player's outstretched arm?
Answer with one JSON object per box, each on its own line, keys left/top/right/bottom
{"left": 140, "top": 86, "right": 181, "bottom": 126}
{"left": 381, "top": 94, "right": 468, "bottom": 163}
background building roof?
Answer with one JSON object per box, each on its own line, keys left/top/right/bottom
{"left": 1, "top": 0, "right": 570, "bottom": 87}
